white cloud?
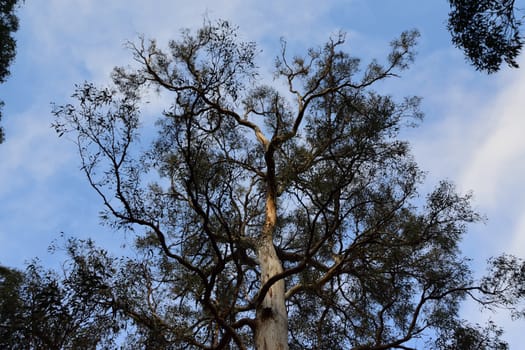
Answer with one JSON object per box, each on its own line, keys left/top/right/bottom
{"left": 459, "top": 68, "right": 525, "bottom": 208}
{"left": 0, "top": 109, "right": 72, "bottom": 193}
{"left": 452, "top": 62, "right": 525, "bottom": 259}
{"left": 507, "top": 212, "right": 525, "bottom": 256}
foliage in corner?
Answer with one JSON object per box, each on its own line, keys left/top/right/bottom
{"left": 448, "top": 0, "right": 523, "bottom": 73}
{"left": 0, "top": 0, "right": 23, "bottom": 143}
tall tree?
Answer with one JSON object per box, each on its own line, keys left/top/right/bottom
{"left": 0, "top": 0, "right": 22, "bottom": 143}
{"left": 53, "top": 21, "right": 524, "bottom": 349}
{"left": 447, "top": 0, "right": 523, "bottom": 73}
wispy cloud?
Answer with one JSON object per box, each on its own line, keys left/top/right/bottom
{"left": 460, "top": 67, "right": 525, "bottom": 206}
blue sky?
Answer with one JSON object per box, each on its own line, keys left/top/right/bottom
{"left": 1, "top": 0, "right": 524, "bottom": 347}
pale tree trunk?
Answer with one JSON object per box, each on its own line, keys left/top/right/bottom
{"left": 254, "top": 151, "right": 288, "bottom": 350}
{"left": 255, "top": 240, "right": 288, "bottom": 350}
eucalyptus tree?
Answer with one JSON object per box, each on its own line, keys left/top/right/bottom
{"left": 53, "top": 21, "right": 523, "bottom": 349}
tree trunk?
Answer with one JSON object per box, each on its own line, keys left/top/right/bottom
{"left": 255, "top": 239, "right": 288, "bottom": 350}
{"left": 255, "top": 151, "right": 288, "bottom": 350}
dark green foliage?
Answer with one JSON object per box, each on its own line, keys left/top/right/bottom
{"left": 0, "top": 265, "right": 25, "bottom": 348}
{"left": 0, "top": 0, "right": 22, "bottom": 143}
{"left": 433, "top": 320, "right": 509, "bottom": 350}
{"left": 448, "top": 0, "right": 523, "bottom": 73}
{"left": 0, "top": 0, "right": 19, "bottom": 83}
{"left": 0, "top": 258, "right": 121, "bottom": 349}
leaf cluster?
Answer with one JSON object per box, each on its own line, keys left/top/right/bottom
{"left": 448, "top": 0, "right": 523, "bottom": 73}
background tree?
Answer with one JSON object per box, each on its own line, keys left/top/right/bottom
{"left": 0, "top": 0, "right": 23, "bottom": 143}
{"left": 0, "top": 265, "right": 25, "bottom": 348}
{"left": 52, "top": 21, "right": 525, "bottom": 349}
{"left": 0, "top": 255, "right": 121, "bottom": 349}
{"left": 447, "top": 0, "right": 523, "bottom": 73}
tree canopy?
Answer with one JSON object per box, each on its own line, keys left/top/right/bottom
{"left": 47, "top": 21, "right": 525, "bottom": 349}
